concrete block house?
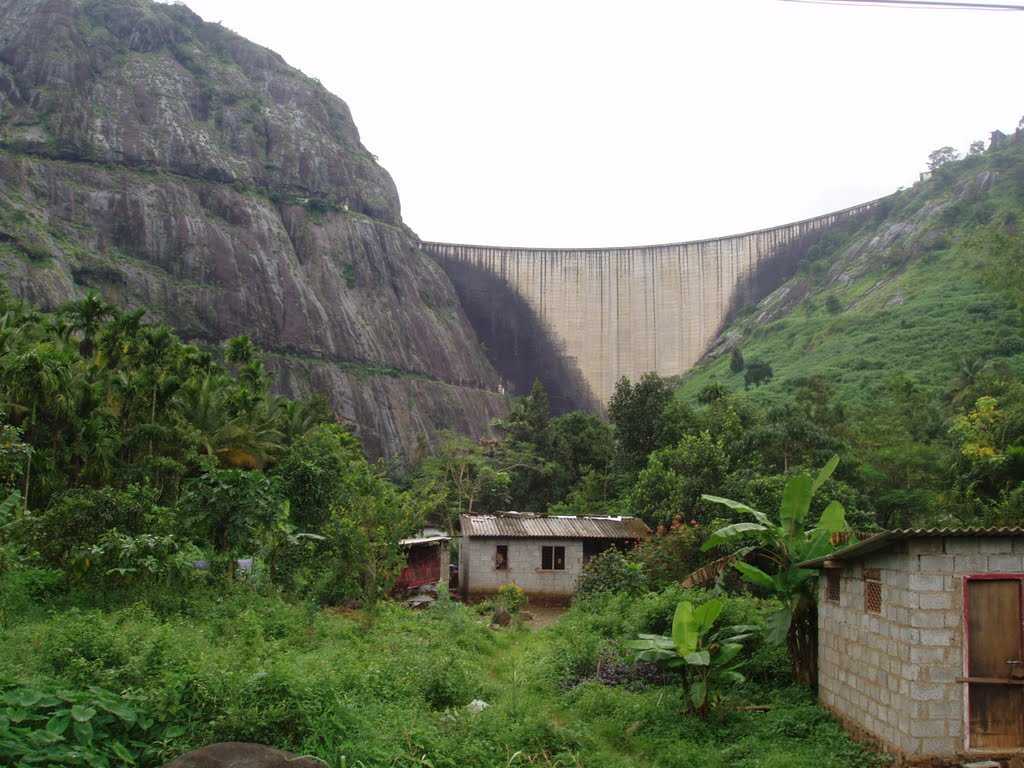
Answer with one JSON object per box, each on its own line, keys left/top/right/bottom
{"left": 458, "top": 513, "right": 649, "bottom": 598}
{"left": 800, "top": 527, "right": 1024, "bottom": 764}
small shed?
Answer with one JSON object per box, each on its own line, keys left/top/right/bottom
{"left": 395, "top": 529, "right": 451, "bottom": 591}
{"left": 458, "top": 512, "right": 649, "bottom": 598}
{"left": 800, "top": 527, "right": 1024, "bottom": 764}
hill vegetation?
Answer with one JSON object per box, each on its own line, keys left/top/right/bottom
{"left": 4, "top": 109, "right": 1024, "bottom": 766}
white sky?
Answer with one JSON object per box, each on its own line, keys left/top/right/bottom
{"left": 171, "top": 0, "right": 1023, "bottom": 247}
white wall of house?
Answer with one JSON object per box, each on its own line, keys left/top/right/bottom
{"left": 460, "top": 537, "right": 584, "bottom": 597}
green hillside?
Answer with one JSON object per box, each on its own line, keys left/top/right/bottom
{"left": 678, "top": 134, "right": 1024, "bottom": 408}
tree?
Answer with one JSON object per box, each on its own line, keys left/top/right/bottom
{"left": 177, "top": 469, "right": 285, "bottom": 563}
{"left": 0, "top": 344, "right": 74, "bottom": 508}
{"left": 58, "top": 293, "right": 115, "bottom": 359}
{"left": 498, "top": 379, "right": 550, "bottom": 448}
{"left": 413, "top": 434, "right": 512, "bottom": 533}
{"left": 973, "top": 219, "right": 1024, "bottom": 311}
{"left": 608, "top": 373, "right": 675, "bottom": 471}
{"left": 628, "top": 431, "right": 730, "bottom": 527}
{"left": 274, "top": 423, "right": 366, "bottom": 531}
{"left": 749, "top": 399, "right": 841, "bottom": 474}
{"left": 699, "top": 456, "right": 849, "bottom": 686}
{"left": 541, "top": 411, "right": 615, "bottom": 505}
{"left": 744, "top": 361, "right": 773, "bottom": 389}
{"left": 927, "top": 146, "right": 960, "bottom": 172}
{"left": 969, "top": 140, "right": 985, "bottom": 156}
{"left": 697, "top": 383, "right": 728, "bottom": 405}
{"left": 729, "top": 347, "right": 745, "bottom": 373}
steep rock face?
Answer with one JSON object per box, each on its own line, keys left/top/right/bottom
{"left": 0, "top": 0, "right": 506, "bottom": 459}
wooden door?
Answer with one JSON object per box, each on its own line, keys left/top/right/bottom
{"left": 967, "top": 578, "right": 1024, "bottom": 749}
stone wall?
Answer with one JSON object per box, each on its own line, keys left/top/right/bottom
{"left": 459, "top": 538, "right": 583, "bottom": 597}
{"left": 818, "top": 536, "right": 1024, "bottom": 760}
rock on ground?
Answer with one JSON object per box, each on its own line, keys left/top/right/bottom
{"left": 162, "top": 742, "right": 324, "bottom": 768}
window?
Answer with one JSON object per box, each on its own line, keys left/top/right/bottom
{"left": 495, "top": 545, "right": 508, "bottom": 570}
{"left": 825, "top": 570, "right": 841, "bottom": 602}
{"left": 541, "top": 545, "right": 565, "bottom": 571}
{"left": 863, "top": 568, "right": 882, "bottom": 614}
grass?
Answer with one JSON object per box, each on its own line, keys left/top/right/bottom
{"left": 677, "top": 144, "right": 1024, "bottom": 411}
{"left": 0, "top": 579, "right": 887, "bottom": 767}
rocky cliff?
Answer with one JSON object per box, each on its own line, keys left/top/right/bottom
{"left": 0, "top": 0, "right": 506, "bottom": 459}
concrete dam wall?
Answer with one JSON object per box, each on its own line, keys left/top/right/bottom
{"left": 424, "top": 198, "right": 888, "bottom": 412}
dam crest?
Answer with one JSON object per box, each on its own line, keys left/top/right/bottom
{"left": 424, "top": 198, "right": 888, "bottom": 412}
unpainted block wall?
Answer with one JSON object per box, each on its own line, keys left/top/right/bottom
{"left": 818, "top": 536, "right": 1024, "bottom": 759}
{"left": 459, "top": 538, "right": 583, "bottom": 596}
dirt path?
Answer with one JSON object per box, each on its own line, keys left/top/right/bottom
{"left": 522, "top": 604, "right": 566, "bottom": 629}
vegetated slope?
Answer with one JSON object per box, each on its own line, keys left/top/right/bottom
{"left": 678, "top": 131, "right": 1024, "bottom": 408}
{"left": 0, "top": 0, "right": 506, "bottom": 460}
{"left": 0, "top": 586, "right": 884, "bottom": 768}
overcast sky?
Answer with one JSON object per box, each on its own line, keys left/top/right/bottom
{"left": 172, "top": 0, "right": 1022, "bottom": 247}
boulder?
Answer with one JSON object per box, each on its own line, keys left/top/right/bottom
{"left": 162, "top": 742, "right": 324, "bottom": 768}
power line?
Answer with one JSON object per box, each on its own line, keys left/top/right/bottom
{"left": 781, "top": 0, "right": 1024, "bottom": 10}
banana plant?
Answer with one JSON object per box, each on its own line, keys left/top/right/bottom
{"left": 698, "top": 456, "right": 851, "bottom": 685}
{"left": 628, "top": 598, "right": 754, "bottom": 716}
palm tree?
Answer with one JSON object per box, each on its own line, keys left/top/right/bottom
{"left": 952, "top": 355, "right": 987, "bottom": 405}
{"left": 0, "top": 344, "right": 74, "bottom": 507}
{"left": 58, "top": 292, "right": 115, "bottom": 359}
{"left": 270, "top": 395, "right": 330, "bottom": 444}
{"left": 95, "top": 308, "right": 145, "bottom": 369}
{"left": 178, "top": 375, "right": 283, "bottom": 470}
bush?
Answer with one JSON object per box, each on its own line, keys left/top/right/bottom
{"left": 576, "top": 548, "right": 648, "bottom": 599}
{"left": 0, "top": 683, "right": 185, "bottom": 768}
{"left": 21, "top": 486, "right": 163, "bottom": 567}
{"left": 631, "top": 519, "right": 707, "bottom": 590}
{"left": 744, "top": 360, "right": 774, "bottom": 388}
{"left": 69, "top": 530, "right": 205, "bottom": 590}
{"left": 496, "top": 582, "right": 527, "bottom": 614}
{"left": 0, "top": 567, "right": 61, "bottom": 627}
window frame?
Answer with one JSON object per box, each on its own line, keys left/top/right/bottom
{"left": 495, "top": 544, "right": 508, "bottom": 571}
{"left": 541, "top": 545, "right": 566, "bottom": 571}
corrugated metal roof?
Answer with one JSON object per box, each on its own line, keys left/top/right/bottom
{"left": 798, "top": 527, "right": 1024, "bottom": 568}
{"left": 399, "top": 535, "right": 450, "bottom": 547}
{"left": 460, "top": 513, "right": 650, "bottom": 540}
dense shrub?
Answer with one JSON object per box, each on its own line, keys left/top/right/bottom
{"left": 576, "top": 548, "right": 648, "bottom": 599}
{"left": 631, "top": 520, "right": 707, "bottom": 589}
{"left": 21, "top": 486, "right": 163, "bottom": 567}
{"left": 496, "top": 582, "right": 527, "bottom": 613}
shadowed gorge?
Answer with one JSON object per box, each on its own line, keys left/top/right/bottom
{"left": 425, "top": 198, "right": 885, "bottom": 406}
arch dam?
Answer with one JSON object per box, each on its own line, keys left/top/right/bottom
{"left": 423, "top": 197, "right": 889, "bottom": 413}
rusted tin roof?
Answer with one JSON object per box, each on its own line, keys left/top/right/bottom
{"left": 797, "top": 527, "right": 1024, "bottom": 569}
{"left": 460, "top": 513, "right": 650, "bottom": 540}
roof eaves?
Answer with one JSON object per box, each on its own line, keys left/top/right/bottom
{"left": 797, "top": 526, "right": 1024, "bottom": 568}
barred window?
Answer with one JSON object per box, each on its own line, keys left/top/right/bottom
{"left": 863, "top": 568, "right": 882, "bottom": 614}
{"left": 826, "top": 570, "right": 841, "bottom": 602}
